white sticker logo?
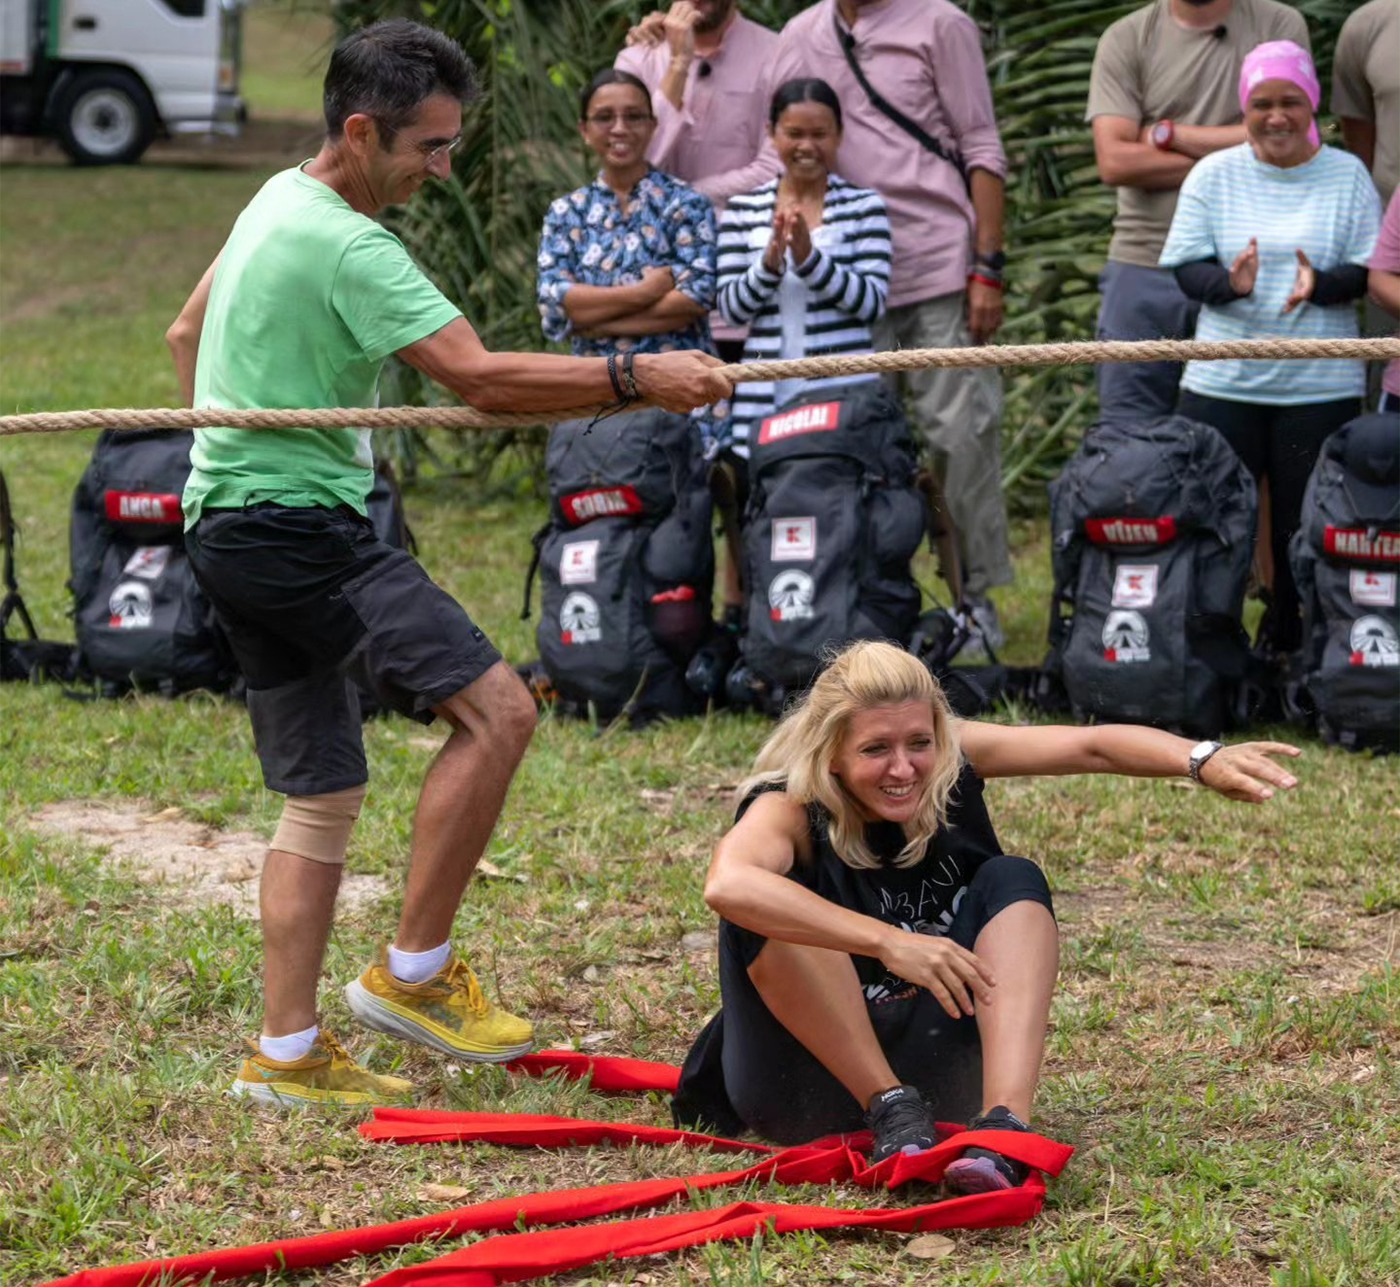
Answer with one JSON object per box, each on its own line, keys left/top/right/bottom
{"left": 560, "top": 540, "right": 599, "bottom": 586}
{"left": 560, "top": 592, "right": 602, "bottom": 645}
{"left": 122, "top": 546, "right": 171, "bottom": 581}
{"left": 108, "top": 581, "right": 153, "bottom": 629}
{"left": 1350, "top": 570, "right": 1397, "bottom": 608}
{"left": 771, "top": 517, "right": 816, "bottom": 562}
{"left": 1103, "top": 609, "right": 1151, "bottom": 662}
{"left": 1112, "top": 564, "right": 1158, "bottom": 609}
{"left": 1349, "top": 615, "right": 1399, "bottom": 667}
{"left": 768, "top": 570, "right": 815, "bottom": 622}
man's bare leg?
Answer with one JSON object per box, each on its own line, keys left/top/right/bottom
{"left": 395, "top": 661, "right": 537, "bottom": 951}
{"left": 260, "top": 851, "right": 342, "bottom": 1036}
{"left": 748, "top": 939, "right": 899, "bottom": 1107}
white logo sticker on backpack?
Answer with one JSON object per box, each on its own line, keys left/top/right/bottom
{"left": 1349, "top": 570, "right": 1396, "bottom": 608}
{"left": 1102, "top": 609, "right": 1150, "bottom": 662}
{"left": 771, "top": 517, "right": 816, "bottom": 562}
{"left": 1349, "top": 615, "right": 1399, "bottom": 667}
{"left": 1112, "top": 564, "right": 1158, "bottom": 608}
{"left": 560, "top": 540, "right": 599, "bottom": 586}
{"left": 560, "top": 591, "right": 602, "bottom": 644}
{"left": 122, "top": 546, "right": 170, "bottom": 581}
{"left": 769, "top": 570, "right": 815, "bottom": 621}
{"left": 109, "top": 581, "right": 153, "bottom": 629}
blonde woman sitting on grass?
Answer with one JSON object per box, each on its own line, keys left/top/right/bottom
{"left": 674, "top": 640, "right": 1300, "bottom": 1191}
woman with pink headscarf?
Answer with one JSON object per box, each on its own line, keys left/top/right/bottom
{"left": 1159, "top": 40, "right": 1382, "bottom": 659}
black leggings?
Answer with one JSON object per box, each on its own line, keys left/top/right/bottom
{"left": 1177, "top": 392, "right": 1361, "bottom": 653}
{"left": 719, "top": 854, "right": 1054, "bottom": 1145}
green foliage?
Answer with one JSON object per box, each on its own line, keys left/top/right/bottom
{"left": 344, "top": 0, "right": 1352, "bottom": 503}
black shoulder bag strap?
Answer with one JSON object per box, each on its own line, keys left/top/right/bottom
{"left": 833, "top": 14, "right": 970, "bottom": 193}
{"left": 0, "top": 467, "right": 39, "bottom": 642}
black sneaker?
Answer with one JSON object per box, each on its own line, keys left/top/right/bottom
{"left": 944, "top": 1105, "right": 1030, "bottom": 1193}
{"left": 865, "top": 1085, "right": 936, "bottom": 1162}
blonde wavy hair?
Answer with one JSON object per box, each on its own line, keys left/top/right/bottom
{"left": 740, "top": 640, "right": 961, "bottom": 870}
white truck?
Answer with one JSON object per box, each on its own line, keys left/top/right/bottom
{"left": 0, "top": 0, "right": 244, "bottom": 164}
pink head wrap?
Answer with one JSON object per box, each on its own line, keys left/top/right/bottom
{"left": 1239, "top": 40, "right": 1320, "bottom": 147}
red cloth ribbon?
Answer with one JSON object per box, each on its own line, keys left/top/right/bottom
{"left": 44, "top": 1050, "right": 1072, "bottom": 1287}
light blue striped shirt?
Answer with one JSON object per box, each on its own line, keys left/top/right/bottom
{"left": 1159, "top": 143, "right": 1381, "bottom": 404}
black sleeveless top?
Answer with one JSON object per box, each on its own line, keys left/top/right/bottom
{"left": 724, "top": 760, "right": 1002, "bottom": 1003}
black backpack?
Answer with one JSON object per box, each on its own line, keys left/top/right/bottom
{"left": 68, "top": 430, "right": 413, "bottom": 699}
{"left": 68, "top": 428, "right": 237, "bottom": 696}
{"left": 731, "top": 381, "right": 926, "bottom": 710}
{"left": 1289, "top": 412, "right": 1400, "bottom": 752}
{"left": 1044, "top": 415, "right": 1256, "bottom": 737}
{"left": 527, "top": 407, "right": 714, "bottom": 723}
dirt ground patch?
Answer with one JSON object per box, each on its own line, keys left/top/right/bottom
{"left": 30, "top": 800, "right": 388, "bottom": 917}
{"left": 0, "top": 115, "right": 321, "bottom": 171}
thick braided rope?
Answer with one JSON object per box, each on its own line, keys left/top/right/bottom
{"left": 2, "top": 336, "right": 1397, "bottom": 437}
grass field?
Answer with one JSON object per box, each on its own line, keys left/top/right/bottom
{"left": 1, "top": 14, "right": 1398, "bottom": 1285}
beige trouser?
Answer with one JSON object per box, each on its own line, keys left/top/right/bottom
{"left": 874, "top": 293, "right": 1013, "bottom": 595}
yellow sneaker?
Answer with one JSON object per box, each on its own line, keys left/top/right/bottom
{"left": 227, "top": 1030, "right": 415, "bottom": 1108}
{"left": 344, "top": 948, "right": 534, "bottom": 1062}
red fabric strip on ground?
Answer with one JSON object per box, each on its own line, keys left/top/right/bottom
{"left": 43, "top": 1052, "right": 1071, "bottom": 1287}
{"left": 506, "top": 1049, "right": 682, "bottom": 1093}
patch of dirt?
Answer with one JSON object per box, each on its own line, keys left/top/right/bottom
{"left": 30, "top": 800, "right": 388, "bottom": 918}
{"left": 0, "top": 114, "right": 322, "bottom": 171}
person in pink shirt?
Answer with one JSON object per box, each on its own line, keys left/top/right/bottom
{"left": 616, "top": 1, "right": 782, "bottom": 363}
{"left": 1369, "top": 189, "right": 1400, "bottom": 414}
{"left": 763, "top": 0, "right": 1013, "bottom": 649}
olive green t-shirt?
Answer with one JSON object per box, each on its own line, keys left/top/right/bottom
{"left": 184, "top": 166, "right": 462, "bottom": 527}
{"left": 1086, "top": 0, "right": 1310, "bottom": 266}
{"left": 1330, "top": 0, "right": 1400, "bottom": 205}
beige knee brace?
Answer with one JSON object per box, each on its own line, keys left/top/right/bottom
{"left": 271, "top": 784, "right": 367, "bottom": 864}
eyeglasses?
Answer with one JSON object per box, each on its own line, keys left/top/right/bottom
{"left": 585, "top": 111, "right": 653, "bottom": 129}
{"left": 378, "top": 121, "right": 463, "bottom": 165}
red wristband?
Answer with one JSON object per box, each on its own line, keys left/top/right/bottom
{"left": 967, "top": 272, "right": 1004, "bottom": 292}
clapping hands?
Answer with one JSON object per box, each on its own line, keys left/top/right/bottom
{"left": 1229, "top": 239, "right": 1317, "bottom": 314}
{"left": 762, "top": 205, "right": 813, "bottom": 274}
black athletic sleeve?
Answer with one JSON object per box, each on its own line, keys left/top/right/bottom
{"left": 1308, "top": 263, "right": 1368, "bottom": 307}
{"left": 1174, "top": 258, "right": 1243, "bottom": 306}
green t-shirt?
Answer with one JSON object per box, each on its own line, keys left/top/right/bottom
{"left": 184, "top": 166, "right": 462, "bottom": 527}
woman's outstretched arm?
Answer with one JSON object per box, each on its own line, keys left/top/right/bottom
{"left": 958, "top": 721, "right": 1301, "bottom": 804}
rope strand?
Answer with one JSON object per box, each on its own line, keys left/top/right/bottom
{"left": 2, "top": 337, "right": 1396, "bottom": 437}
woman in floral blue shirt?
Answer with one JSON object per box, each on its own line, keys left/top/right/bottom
{"left": 537, "top": 69, "right": 717, "bottom": 359}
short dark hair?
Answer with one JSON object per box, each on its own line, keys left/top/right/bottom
{"left": 769, "top": 77, "right": 843, "bottom": 131}
{"left": 324, "top": 19, "right": 477, "bottom": 139}
{"left": 579, "top": 68, "right": 652, "bottom": 122}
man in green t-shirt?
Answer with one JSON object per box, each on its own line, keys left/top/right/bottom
{"left": 166, "top": 19, "right": 732, "bottom": 1107}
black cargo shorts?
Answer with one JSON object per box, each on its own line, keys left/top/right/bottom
{"left": 187, "top": 503, "right": 501, "bottom": 795}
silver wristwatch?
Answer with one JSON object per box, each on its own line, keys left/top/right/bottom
{"left": 1187, "top": 740, "right": 1224, "bottom": 782}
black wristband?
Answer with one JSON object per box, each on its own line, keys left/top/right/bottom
{"left": 620, "top": 350, "right": 639, "bottom": 400}
{"left": 606, "top": 352, "right": 625, "bottom": 401}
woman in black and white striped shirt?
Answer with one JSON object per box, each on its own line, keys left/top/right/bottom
{"left": 715, "top": 78, "right": 894, "bottom": 461}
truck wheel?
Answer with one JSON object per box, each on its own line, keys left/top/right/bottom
{"left": 54, "top": 70, "right": 157, "bottom": 166}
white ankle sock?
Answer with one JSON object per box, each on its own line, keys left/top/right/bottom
{"left": 259, "top": 1024, "right": 319, "bottom": 1063}
{"left": 389, "top": 941, "right": 451, "bottom": 984}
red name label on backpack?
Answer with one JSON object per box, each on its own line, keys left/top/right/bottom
{"left": 1324, "top": 527, "right": 1400, "bottom": 563}
{"left": 1084, "top": 516, "right": 1177, "bottom": 546}
{"left": 105, "top": 491, "right": 183, "bottom": 524}
{"left": 757, "top": 402, "right": 841, "bottom": 445}
{"left": 561, "top": 486, "right": 644, "bottom": 525}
